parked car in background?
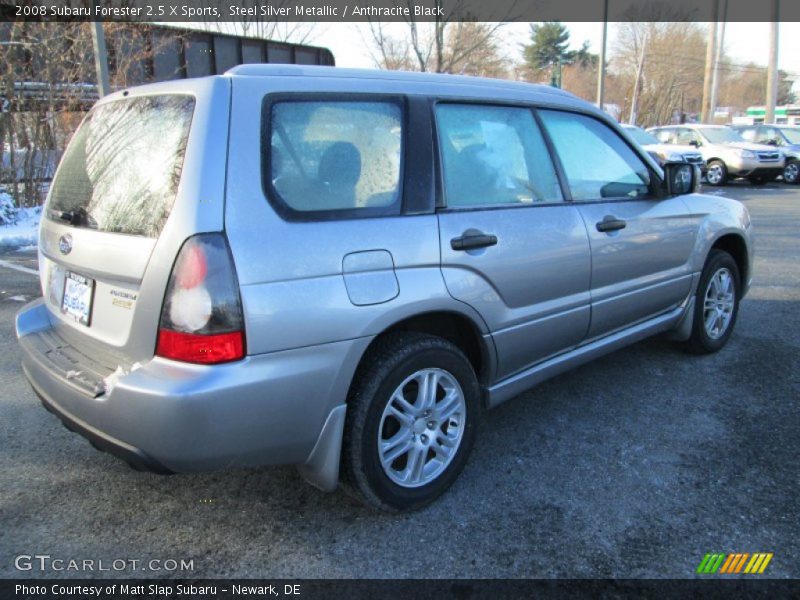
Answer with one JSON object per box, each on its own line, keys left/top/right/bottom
{"left": 732, "top": 124, "right": 800, "bottom": 185}
{"left": 622, "top": 124, "right": 705, "bottom": 172}
{"left": 649, "top": 124, "right": 784, "bottom": 186}
{"left": 16, "top": 66, "right": 753, "bottom": 511}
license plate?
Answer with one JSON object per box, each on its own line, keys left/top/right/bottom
{"left": 61, "top": 271, "right": 95, "bottom": 327}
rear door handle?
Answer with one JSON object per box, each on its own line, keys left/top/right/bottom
{"left": 450, "top": 232, "right": 498, "bottom": 251}
{"left": 596, "top": 216, "right": 627, "bottom": 233}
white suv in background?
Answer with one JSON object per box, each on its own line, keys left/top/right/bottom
{"left": 649, "top": 124, "right": 784, "bottom": 186}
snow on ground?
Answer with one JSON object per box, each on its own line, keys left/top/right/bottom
{"left": 0, "top": 204, "right": 42, "bottom": 251}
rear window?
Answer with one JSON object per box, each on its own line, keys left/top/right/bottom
{"left": 47, "top": 95, "right": 195, "bottom": 237}
{"left": 265, "top": 100, "right": 403, "bottom": 216}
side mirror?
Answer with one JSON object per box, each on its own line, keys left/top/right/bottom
{"left": 766, "top": 139, "right": 778, "bottom": 146}
{"left": 664, "top": 162, "right": 698, "bottom": 196}
{"left": 689, "top": 139, "right": 700, "bottom": 147}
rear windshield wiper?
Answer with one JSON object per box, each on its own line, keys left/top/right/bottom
{"left": 52, "top": 208, "right": 97, "bottom": 229}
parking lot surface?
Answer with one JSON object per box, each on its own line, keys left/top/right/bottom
{"left": 1, "top": 183, "right": 798, "bottom": 579}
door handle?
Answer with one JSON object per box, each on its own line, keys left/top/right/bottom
{"left": 450, "top": 232, "right": 498, "bottom": 251}
{"left": 596, "top": 216, "right": 627, "bottom": 233}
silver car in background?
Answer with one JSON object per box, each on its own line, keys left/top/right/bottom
{"left": 733, "top": 124, "right": 800, "bottom": 185}
{"left": 649, "top": 124, "right": 784, "bottom": 186}
{"left": 16, "top": 66, "right": 754, "bottom": 511}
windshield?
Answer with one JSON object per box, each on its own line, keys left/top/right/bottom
{"left": 625, "top": 127, "right": 660, "bottom": 146}
{"left": 47, "top": 95, "right": 195, "bottom": 237}
{"left": 779, "top": 128, "right": 800, "bottom": 145}
{"left": 699, "top": 127, "right": 744, "bottom": 144}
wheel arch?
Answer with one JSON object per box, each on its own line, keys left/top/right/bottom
{"left": 710, "top": 232, "right": 749, "bottom": 288}
{"left": 354, "top": 310, "right": 494, "bottom": 388}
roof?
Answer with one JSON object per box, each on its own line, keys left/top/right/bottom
{"left": 225, "top": 64, "right": 574, "bottom": 99}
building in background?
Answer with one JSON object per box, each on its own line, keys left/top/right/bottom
{"left": 731, "top": 105, "right": 800, "bottom": 126}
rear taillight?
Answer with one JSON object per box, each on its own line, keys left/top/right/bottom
{"left": 156, "top": 233, "right": 245, "bottom": 364}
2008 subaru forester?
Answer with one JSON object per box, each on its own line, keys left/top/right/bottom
{"left": 16, "top": 65, "right": 753, "bottom": 511}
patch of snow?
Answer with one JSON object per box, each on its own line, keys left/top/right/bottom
{"left": 6, "top": 295, "right": 28, "bottom": 302}
{"left": 0, "top": 203, "right": 42, "bottom": 251}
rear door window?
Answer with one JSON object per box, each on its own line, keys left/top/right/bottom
{"left": 266, "top": 100, "right": 403, "bottom": 215}
{"left": 539, "top": 110, "right": 651, "bottom": 201}
{"left": 47, "top": 95, "right": 195, "bottom": 237}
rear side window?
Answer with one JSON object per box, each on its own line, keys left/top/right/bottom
{"left": 539, "top": 110, "right": 651, "bottom": 201}
{"left": 266, "top": 100, "right": 403, "bottom": 214}
{"left": 436, "top": 104, "right": 563, "bottom": 207}
{"left": 48, "top": 95, "right": 194, "bottom": 237}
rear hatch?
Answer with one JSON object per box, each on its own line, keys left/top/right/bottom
{"left": 37, "top": 77, "right": 230, "bottom": 369}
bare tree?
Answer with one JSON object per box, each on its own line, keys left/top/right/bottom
{"left": 609, "top": 22, "right": 707, "bottom": 126}
{"left": 0, "top": 23, "right": 182, "bottom": 208}
{"left": 364, "top": 1, "right": 511, "bottom": 77}
{"left": 718, "top": 63, "right": 796, "bottom": 114}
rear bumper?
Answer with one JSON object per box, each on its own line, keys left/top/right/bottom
{"left": 17, "top": 299, "right": 369, "bottom": 474}
{"left": 27, "top": 375, "right": 172, "bottom": 474}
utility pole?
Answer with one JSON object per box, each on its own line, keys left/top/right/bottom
{"left": 596, "top": 0, "right": 609, "bottom": 110}
{"left": 701, "top": 0, "right": 720, "bottom": 123}
{"left": 90, "top": 22, "right": 110, "bottom": 97}
{"left": 709, "top": 0, "right": 727, "bottom": 124}
{"left": 628, "top": 32, "right": 646, "bottom": 125}
{"left": 765, "top": 1, "right": 780, "bottom": 124}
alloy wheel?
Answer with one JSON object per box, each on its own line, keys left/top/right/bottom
{"left": 706, "top": 164, "right": 723, "bottom": 185}
{"left": 377, "top": 368, "right": 466, "bottom": 488}
{"left": 785, "top": 162, "right": 799, "bottom": 184}
{"left": 703, "top": 267, "right": 735, "bottom": 339}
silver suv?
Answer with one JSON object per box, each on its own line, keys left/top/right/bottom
{"left": 733, "top": 124, "right": 800, "bottom": 185}
{"left": 649, "top": 124, "right": 784, "bottom": 186}
{"left": 16, "top": 66, "right": 754, "bottom": 511}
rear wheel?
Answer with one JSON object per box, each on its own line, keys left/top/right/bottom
{"left": 341, "top": 332, "right": 480, "bottom": 512}
{"left": 784, "top": 160, "right": 799, "bottom": 185}
{"left": 705, "top": 160, "right": 728, "bottom": 186}
{"left": 684, "top": 250, "right": 741, "bottom": 354}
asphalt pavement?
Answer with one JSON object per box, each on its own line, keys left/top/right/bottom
{"left": 1, "top": 182, "right": 798, "bottom": 579}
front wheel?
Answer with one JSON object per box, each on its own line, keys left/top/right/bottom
{"left": 705, "top": 160, "right": 728, "bottom": 186}
{"left": 784, "top": 160, "right": 799, "bottom": 185}
{"left": 341, "top": 332, "right": 480, "bottom": 511}
{"left": 684, "top": 250, "right": 741, "bottom": 354}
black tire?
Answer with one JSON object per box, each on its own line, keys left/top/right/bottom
{"left": 784, "top": 160, "right": 799, "bottom": 185}
{"left": 340, "top": 332, "right": 480, "bottom": 512}
{"left": 705, "top": 160, "right": 728, "bottom": 186}
{"left": 684, "top": 250, "right": 741, "bottom": 354}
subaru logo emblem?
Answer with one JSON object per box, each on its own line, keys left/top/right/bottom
{"left": 59, "top": 234, "right": 72, "bottom": 255}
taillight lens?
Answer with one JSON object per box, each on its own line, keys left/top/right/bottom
{"left": 156, "top": 233, "right": 245, "bottom": 364}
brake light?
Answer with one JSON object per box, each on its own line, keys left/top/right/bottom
{"left": 156, "top": 330, "right": 244, "bottom": 364}
{"left": 156, "top": 233, "right": 245, "bottom": 364}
